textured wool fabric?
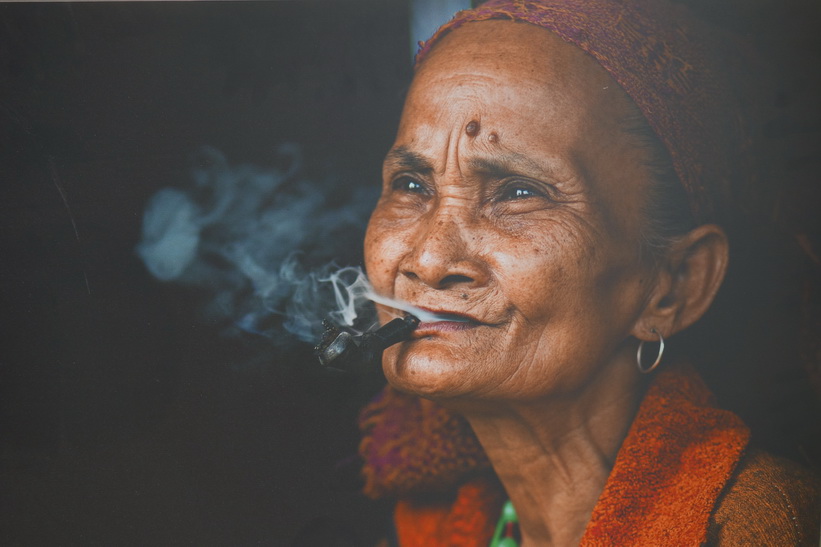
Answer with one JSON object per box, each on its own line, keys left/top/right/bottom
{"left": 389, "top": 449, "right": 821, "bottom": 546}
{"left": 358, "top": 386, "right": 491, "bottom": 499}
{"left": 362, "top": 363, "right": 755, "bottom": 544}
{"left": 580, "top": 362, "right": 749, "bottom": 544}
{"left": 707, "top": 450, "right": 821, "bottom": 545}
{"left": 415, "top": 0, "right": 753, "bottom": 224}
{"left": 393, "top": 475, "right": 506, "bottom": 547}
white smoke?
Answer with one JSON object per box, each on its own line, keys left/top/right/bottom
{"left": 136, "top": 145, "right": 380, "bottom": 346}
{"left": 284, "top": 265, "right": 454, "bottom": 337}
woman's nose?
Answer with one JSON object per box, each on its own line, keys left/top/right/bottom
{"left": 400, "top": 211, "right": 489, "bottom": 290}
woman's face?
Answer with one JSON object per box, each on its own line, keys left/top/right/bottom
{"left": 365, "top": 21, "right": 658, "bottom": 402}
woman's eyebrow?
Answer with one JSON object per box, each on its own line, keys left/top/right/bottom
{"left": 468, "top": 154, "right": 559, "bottom": 180}
{"left": 383, "top": 146, "right": 434, "bottom": 174}
{"left": 385, "top": 148, "right": 567, "bottom": 183}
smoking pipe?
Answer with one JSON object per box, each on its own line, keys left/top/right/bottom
{"left": 315, "top": 314, "right": 420, "bottom": 374}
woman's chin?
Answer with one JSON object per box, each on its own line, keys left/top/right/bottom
{"left": 381, "top": 342, "right": 476, "bottom": 399}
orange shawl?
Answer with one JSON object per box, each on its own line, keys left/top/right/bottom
{"left": 360, "top": 363, "right": 750, "bottom": 545}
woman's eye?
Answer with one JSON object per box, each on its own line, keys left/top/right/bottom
{"left": 498, "top": 183, "right": 543, "bottom": 201}
{"left": 391, "top": 176, "right": 427, "bottom": 194}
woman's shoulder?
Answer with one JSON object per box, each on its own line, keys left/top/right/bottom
{"left": 707, "top": 449, "right": 820, "bottom": 546}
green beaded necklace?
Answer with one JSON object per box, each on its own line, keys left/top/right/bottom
{"left": 489, "top": 500, "right": 519, "bottom": 547}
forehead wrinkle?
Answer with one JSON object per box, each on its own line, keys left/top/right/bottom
{"left": 414, "top": 69, "right": 556, "bottom": 123}
{"left": 384, "top": 135, "right": 468, "bottom": 183}
{"left": 444, "top": 119, "right": 460, "bottom": 178}
{"left": 416, "top": 24, "right": 619, "bottom": 130}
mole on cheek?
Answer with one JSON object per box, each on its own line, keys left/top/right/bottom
{"left": 488, "top": 132, "right": 499, "bottom": 144}
{"left": 465, "top": 120, "right": 480, "bottom": 137}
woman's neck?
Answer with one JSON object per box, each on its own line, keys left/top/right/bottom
{"left": 457, "top": 358, "right": 646, "bottom": 546}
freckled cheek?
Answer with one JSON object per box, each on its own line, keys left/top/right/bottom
{"left": 492, "top": 249, "right": 555, "bottom": 303}
{"left": 489, "top": 238, "right": 581, "bottom": 320}
{"left": 364, "top": 220, "right": 412, "bottom": 295}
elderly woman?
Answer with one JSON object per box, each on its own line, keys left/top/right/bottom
{"left": 357, "top": 0, "right": 819, "bottom": 545}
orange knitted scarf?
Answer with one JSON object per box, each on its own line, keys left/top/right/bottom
{"left": 360, "top": 363, "right": 750, "bottom": 545}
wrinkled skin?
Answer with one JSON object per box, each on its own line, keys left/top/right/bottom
{"left": 365, "top": 21, "right": 656, "bottom": 404}
{"left": 364, "top": 20, "right": 729, "bottom": 545}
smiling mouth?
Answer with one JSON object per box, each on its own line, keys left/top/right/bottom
{"left": 412, "top": 309, "right": 482, "bottom": 337}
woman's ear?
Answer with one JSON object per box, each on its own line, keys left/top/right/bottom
{"left": 632, "top": 224, "right": 729, "bottom": 341}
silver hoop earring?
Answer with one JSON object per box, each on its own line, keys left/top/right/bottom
{"left": 637, "top": 329, "right": 665, "bottom": 374}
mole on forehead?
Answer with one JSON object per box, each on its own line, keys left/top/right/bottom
{"left": 465, "top": 121, "right": 500, "bottom": 145}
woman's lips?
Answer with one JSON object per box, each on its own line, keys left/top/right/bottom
{"left": 410, "top": 308, "right": 482, "bottom": 337}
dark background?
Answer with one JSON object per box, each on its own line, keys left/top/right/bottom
{"left": 0, "top": 1, "right": 819, "bottom": 546}
{"left": 1, "top": 2, "right": 411, "bottom": 544}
